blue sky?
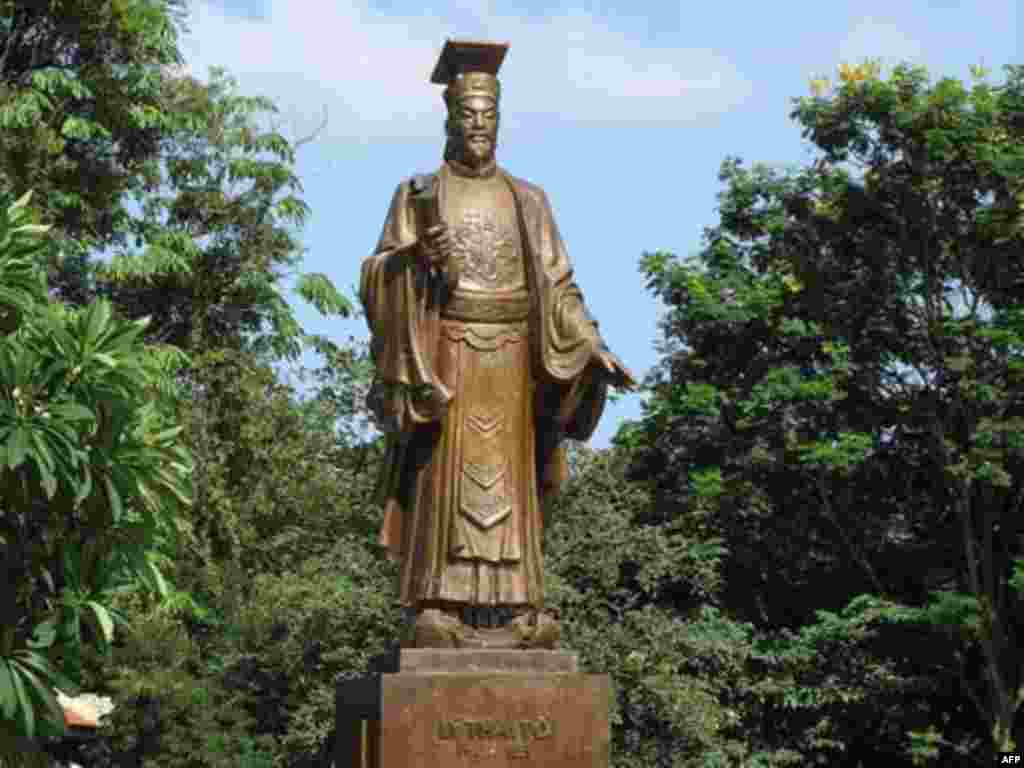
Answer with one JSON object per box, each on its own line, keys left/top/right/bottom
{"left": 181, "top": 0, "right": 1018, "bottom": 447}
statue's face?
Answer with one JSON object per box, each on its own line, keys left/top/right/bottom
{"left": 447, "top": 95, "right": 499, "bottom": 167}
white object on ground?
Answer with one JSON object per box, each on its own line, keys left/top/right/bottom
{"left": 54, "top": 689, "right": 116, "bottom": 728}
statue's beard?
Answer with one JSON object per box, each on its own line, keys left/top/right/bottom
{"left": 445, "top": 130, "right": 498, "bottom": 168}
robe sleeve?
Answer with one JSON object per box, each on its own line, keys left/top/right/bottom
{"left": 536, "top": 280, "right": 609, "bottom": 503}
{"left": 524, "top": 185, "right": 610, "bottom": 441}
{"left": 514, "top": 182, "right": 612, "bottom": 501}
{"left": 359, "top": 181, "right": 452, "bottom": 438}
{"left": 361, "top": 181, "right": 454, "bottom": 559}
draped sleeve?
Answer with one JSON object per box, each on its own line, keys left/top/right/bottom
{"left": 361, "top": 180, "right": 455, "bottom": 558}
{"left": 359, "top": 180, "right": 452, "bottom": 437}
{"left": 504, "top": 174, "right": 611, "bottom": 500}
{"left": 506, "top": 175, "right": 609, "bottom": 441}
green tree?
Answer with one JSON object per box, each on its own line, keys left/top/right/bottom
{"left": 92, "top": 353, "right": 397, "bottom": 768}
{"left": 0, "top": 3, "right": 347, "bottom": 347}
{"left": 0, "top": 0, "right": 187, "bottom": 303}
{"left": 89, "top": 65, "right": 351, "bottom": 583}
{"left": 0, "top": 3, "right": 361, "bottom": 766}
{"left": 544, "top": 445, "right": 719, "bottom": 767}
{"left": 0, "top": 192, "right": 192, "bottom": 765}
{"left": 636, "top": 62, "right": 1024, "bottom": 763}
{"left": 99, "top": 66, "right": 348, "bottom": 359}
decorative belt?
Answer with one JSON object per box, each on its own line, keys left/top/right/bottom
{"left": 442, "top": 289, "right": 530, "bottom": 323}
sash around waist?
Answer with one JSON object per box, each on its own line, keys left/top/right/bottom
{"left": 442, "top": 288, "right": 530, "bottom": 323}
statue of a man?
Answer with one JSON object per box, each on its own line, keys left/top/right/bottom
{"left": 360, "top": 39, "right": 634, "bottom": 649}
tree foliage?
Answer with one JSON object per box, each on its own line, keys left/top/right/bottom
{"left": 0, "top": 191, "right": 192, "bottom": 766}
{"left": 1, "top": 2, "right": 355, "bottom": 763}
{"left": 633, "top": 61, "right": 1024, "bottom": 763}
{"left": 83, "top": 352, "right": 396, "bottom": 768}
{"left": 98, "top": 66, "right": 350, "bottom": 359}
{"left": 0, "top": 0, "right": 187, "bottom": 303}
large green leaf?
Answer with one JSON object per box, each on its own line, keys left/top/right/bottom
{"left": 82, "top": 301, "right": 112, "bottom": 348}
{"left": 35, "top": 359, "right": 68, "bottom": 392}
{"left": 46, "top": 403, "right": 94, "bottom": 423}
{"left": 11, "top": 650, "right": 78, "bottom": 698}
{"left": 92, "top": 352, "right": 118, "bottom": 369}
{"left": 96, "top": 317, "right": 148, "bottom": 355}
{"left": 7, "top": 191, "right": 32, "bottom": 215}
{"left": 3, "top": 427, "right": 29, "bottom": 470}
{"left": 71, "top": 463, "right": 93, "bottom": 507}
{"left": 151, "top": 465, "right": 192, "bottom": 508}
{"left": 25, "top": 621, "right": 56, "bottom": 651}
{"left": 27, "top": 430, "right": 54, "bottom": 472}
{"left": 138, "top": 553, "right": 170, "bottom": 599}
{"left": 27, "top": 432, "right": 57, "bottom": 499}
{"left": 60, "top": 608, "right": 81, "bottom": 647}
{"left": 10, "top": 658, "right": 65, "bottom": 738}
{"left": 61, "top": 547, "right": 82, "bottom": 592}
{"left": 150, "top": 426, "right": 185, "bottom": 444}
{"left": 0, "top": 661, "right": 16, "bottom": 720}
{"left": 0, "top": 287, "right": 34, "bottom": 317}
{"left": 84, "top": 601, "right": 115, "bottom": 646}
{"left": 8, "top": 657, "right": 34, "bottom": 740}
{"left": 102, "top": 474, "right": 123, "bottom": 523}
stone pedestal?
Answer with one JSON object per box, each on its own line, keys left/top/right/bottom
{"left": 333, "top": 649, "right": 610, "bottom": 767}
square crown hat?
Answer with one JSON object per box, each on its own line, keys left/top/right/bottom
{"left": 431, "top": 39, "right": 509, "bottom": 102}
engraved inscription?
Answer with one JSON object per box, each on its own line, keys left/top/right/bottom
{"left": 451, "top": 209, "right": 522, "bottom": 289}
{"left": 435, "top": 717, "right": 555, "bottom": 759}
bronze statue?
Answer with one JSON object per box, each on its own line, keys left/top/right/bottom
{"left": 360, "top": 39, "right": 635, "bottom": 649}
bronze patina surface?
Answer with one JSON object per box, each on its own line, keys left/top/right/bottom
{"left": 360, "top": 38, "right": 635, "bottom": 649}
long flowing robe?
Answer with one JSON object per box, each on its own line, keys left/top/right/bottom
{"left": 360, "top": 162, "right": 608, "bottom": 608}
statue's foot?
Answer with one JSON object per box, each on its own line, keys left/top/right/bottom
{"left": 509, "top": 610, "right": 561, "bottom": 649}
{"left": 411, "top": 607, "right": 469, "bottom": 648}
{"left": 460, "top": 608, "right": 561, "bottom": 650}
{"left": 408, "top": 605, "right": 561, "bottom": 650}
{"left": 460, "top": 625, "right": 520, "bottom": 650}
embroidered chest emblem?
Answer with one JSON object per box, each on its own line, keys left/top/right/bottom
{"left": 451, "top": 209, "right": 522, "bottom": 288}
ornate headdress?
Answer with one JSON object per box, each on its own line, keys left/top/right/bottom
{"left": 431, "top": 39, "right": 509, "bottom": 105}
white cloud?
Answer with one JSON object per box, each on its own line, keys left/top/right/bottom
{"left": 838, "top": 16, "right": 924, "bottom": 69}
{"left": 181, "top": 0, "right": 751, "bottom": 141}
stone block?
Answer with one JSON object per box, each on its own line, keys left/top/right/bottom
{"left": 333, "top": 649, "right": 609, "bottom": 767}
{"left": 399, "top": 649, "right": 578, "bottom": 674}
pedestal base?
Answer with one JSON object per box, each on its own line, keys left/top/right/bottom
{"left": 333, "top": 650, "right": 610, "bottom": 767}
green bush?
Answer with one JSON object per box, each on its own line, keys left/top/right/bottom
{"left": 0, "top": 191, "right": 192, "bottom": 765}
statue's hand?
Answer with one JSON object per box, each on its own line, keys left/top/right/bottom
{"left": 420, "top": 223, "right": 454, "bottom": 269}
{"left": 594, "top": 348, "right": 638, "bottom": 391}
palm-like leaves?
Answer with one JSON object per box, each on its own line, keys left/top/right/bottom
{"left": 0, "top": 192, "right": 193, "bottom": 761}
{"left": 0, "top": 192, "right": 48, "bottom": 335}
